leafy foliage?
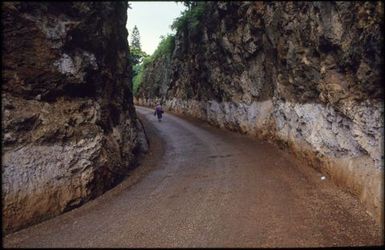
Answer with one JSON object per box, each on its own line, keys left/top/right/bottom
{"left": 181, "top": 1, "right": 197, "bottom": 10}
{"left": 130, "top": 46, "right": 148, "bottom": 65}
{"left": 152, "top": 34, "right": 175, "bottom": 61}
{"left": 171, "top": 1, "right": 207, "bottom": 32}
{"left": 128, "top": 24, "right": 147, "bottom": 94}
{"left": 129, "top": 25, "right": 148, "bottom": 65}
{"left": 132, "top": 34, "right": 175, "bottom": 95}
{"left": 133, "top": 63, "right": 144, "bottom": 95}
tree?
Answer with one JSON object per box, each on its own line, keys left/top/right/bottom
{"left": 129, "top": 25, "right": 147, "bottom": 65}
{"left": 130, "top": 25, "right": 141, "bottom": 50}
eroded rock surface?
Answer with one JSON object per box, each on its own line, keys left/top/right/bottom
{"left": 135, "top": 2, "right": 384, "bottom": 223}
{"left": 2, "top": 2, "right": 146, "bottom": 233}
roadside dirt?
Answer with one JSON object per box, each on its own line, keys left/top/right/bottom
{"left": 3, "top": 106, "right": 383, "bottom": 247}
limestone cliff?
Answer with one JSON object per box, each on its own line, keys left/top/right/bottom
{"left": 135, "top": 2, "right": 384, "bottom": 223}
{"left": 2, "top": 2, "right": 146, "bottom": 233}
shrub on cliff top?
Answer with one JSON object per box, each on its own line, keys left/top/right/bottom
{"left": 152, "top": 34, "right": 175, "bottom": 61}
{"left": 171, "top": 2, "right": 207, "bottom": 33}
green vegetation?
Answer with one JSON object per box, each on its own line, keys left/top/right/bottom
{"left": 132, "top": 34, "right": 175, "bottom": 95}
{"left": 129, "top": 25, "right": 147, "bottom": 65}
{"left": 132, "top": 63, "right": 144, "bottom": 95}
{"left": 152, "top": 35, "right": 175, "bottom": 61}
{"left": 129, "top": 25, "right": 149, "bottom": 95}
{"left": 131, "top": 25, "right": 141, "bottom": 49}
{"left": 171, "top": 1, "right": 207, "bottom": 33}
{"left": 132, "top": 1, "right": 208, "bottom": 95}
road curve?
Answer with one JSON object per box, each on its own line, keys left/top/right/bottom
{"left": 3, "top": 106, "right": 382, "bottom": 247}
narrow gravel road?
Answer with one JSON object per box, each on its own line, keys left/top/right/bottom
{"left": 3, "top": 106, "right": 382, "bottom": 247}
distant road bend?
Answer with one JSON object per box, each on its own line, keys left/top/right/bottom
{"left": 3, "top": 106, "right": 382, "bottom": 247}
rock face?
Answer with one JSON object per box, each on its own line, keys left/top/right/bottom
{"left": 2, "top": 2, "right": 146, "bottom": 233}
{"left": 135, "top": 2, "right": 384, "bottom": 223}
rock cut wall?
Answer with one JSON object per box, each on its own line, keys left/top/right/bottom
{"left": 2, "top": 2, "right": 146, "bottom": 233}
{"left": 135, "top": 1, "right": 384, "bottom": 223}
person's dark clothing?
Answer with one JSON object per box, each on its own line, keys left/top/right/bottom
{"left": 154, "top": 105, "right": 164, "bottom": 121}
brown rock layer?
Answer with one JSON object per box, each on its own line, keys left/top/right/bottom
{"left": 2, "top": 2, "right": 146, "bottom": 233}
{"left": 135, "top": 2, "right": 384, "bottom": 223}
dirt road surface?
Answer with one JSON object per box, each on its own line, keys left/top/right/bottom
{"left": 3, "top": 106, "right": 383, "bottom": 247}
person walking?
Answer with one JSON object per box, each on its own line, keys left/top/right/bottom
{"left": 154, "top": 103, "right": 164, "bottom": 122}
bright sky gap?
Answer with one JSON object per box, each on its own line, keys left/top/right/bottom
{"left": 126, "top": 1, "right": 186, "bottom": 55}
